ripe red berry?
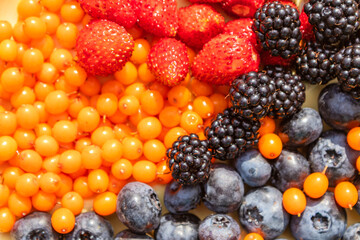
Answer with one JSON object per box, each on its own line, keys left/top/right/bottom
{"left": 221, "top": 0, "right": 265, "bottom": 18}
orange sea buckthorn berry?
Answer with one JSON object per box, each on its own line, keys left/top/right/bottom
{"left": 80, "top": 76, "right": 101, "bottom": 97}
{"left": 258, "top": 133, "right": 283, "bottom": 159}
{"left": 140, "top": 90, "right": 164, "bottom": 116}
{"left": 59, "top": 150, "right": 82, "bottom": 174}
{"left": 115, "top": 61, "right": 138, "bottom": 86}
{"left": 180, "top": 111, "right": 203, "bottom": 133}
{"left": 3, "top": 167, "right": 24, "bottom": 189}
{"left": 75, "top": 137, "right": 92, "bottom": 152}
{"left": 52, "top": 120, "right": 77, "bottom": 143}
{"left": 41, "top": 0, "right": 65, "bottom": 12}
{"left": 209, "top": 93, "right": 228, "bottom": 115}
{"left": 36, "top": 63, "right": 59, "bottom": 84}
{"left": 118, "top": 95, "right": 140, "bottom": 116}
{"left": 73, "top": 176, "right": 93, "bottom": 198}
{"left": 81, "top": 145, "right": 102, "bottom": 170}
{"left": 60, "top": 1, "right": 84, "bottom": 23}
{"left": 334, "top": 181, "right": 358, "bottom": 209}
{"left": 68, "top": 94, "right": 89, "bottom": 118}
{"left": 159, "top": 106, "right": 181, "bottom": 128}
{"left": 93, "top": 191, "right": 117, "bottom": 216}
{"left": 133, "top": 160, "right": 157, "bottom": 183}
{"left": 77, "top": 107, "right": 100, "bottom": 132}
{"left": 40, "top": 12, "right": 60, "bottom": 35}
{"left": 303, "top": 172, "right": 329, "bottom": 198}
{"left": 190, "top": 78, "right": 213, "bottom": 97}
{"left": 56, "top": 173, "right": 73, "bottom": 198}
{"left": 51, "top": 208, "right": 75, "bottom": 234}
{"left": 17, "top": 0, "right": 42, "bottom": 18}
{"left": 101, "top": 139, "right": 123, "bottom": 163}
{"left": 35, "top": 135, "right": 59, "bottom": 157}
{"left": 144, "top": 139, "right": 166, "bottom": 163}
{"left": 138, "top": 63, "right": 155, "bottom": 83}
{"left": 39, "top": 172, "right": 61, "bottom": 193}
{"left": 130, "top": 38, "right": 151, "bottom": 64}
{"left": 34, "top": 82, "right": 55, "bottom": 101}
{"left": 149, "top": 81, "right": 169, "bottom": 98}
{"left": 15, "top": 173, "right": 39, "bottom": 197}
{"left": 45, "top": 90, "right": 69, "bottom": 115}
{"left": 259, "top": 116, "right": 276, "bottom": 137}
{"left": 108, "top": 174, "right": 127, "bottom": 194}
{"left": 0, "top": 184, "right": 10, "bottom": 207}
{"left": 111, "top": 159, "right": 133, "bottom": 180}
{"left": 356, "top": 156, "right": 360, "bottom": 172}
{"left": 13, "top": 128, "right": 35, "bottom": 149}
{"left": 13, "top": 21, "right": 31, "bottom": 44}
{"left": 244, "top": 233, "right": 264, "bottom": 240}
{"left": 137, "top": 117, "right": 162, "bottom": 140}
{"left": 56, "top": 22, "right": 79, "bottom": 49}
{"left": 42, "top": 155, "right": 61, "bottom": 174}
{"left": 91, "top": 126, "right": 116, "bottom": 147}
{"left": 129, "top": 107, "right": 149, "bottom": 126}
{"left": 16, "top": 104, "right": 40, "bottom": 130}
{"left": 50, "top": 48, "right": 73, "bottom": 71}
{"left": 0, "top": 112, "right": 17, "bottom": 136}
{"left": 164, "top": 127, "right": 188, "bottom": 149}
{"left": 108, "top": 110, "right": 127, "bottom": 124}
{"left": 125, "top": 82, "right": 146, "bottom": 99}
{"left": 113, "top": 124, "right": 132, "bottom": 140}
{"left": 1, "top": 67, "right": 25, "bottom": 93}
{"left": 32, "top": 190, "right": 56, "bottom": 212}
{"left": 23, "top": 17, "right": 46, "bottom": 40}
{"left": 193, "top": 96, "right": 215, "bottom": 119}
{"left": 11, "top": 86, "right": 36, "bottom": 108}
{"left": 64, "top": 65, "right": 87, "bottom": 87}
{"left": 101, "top": 80, "right": 125, "bottom": 96}
{"left": 88, "top": 169, "right": 110, "bottom": 194}
{"left": 31, "top": 35, "right": 54, "bottom": 60}
{"left": 122, "top": 136, "right": 143, "bottom": 160}
{"left": 96, "top": 93, "right": 118, "bottom": 117}
{"left": 19, "top": 149, "right": 42, "bottom": 173}
{"left": 168, "top": 85, "right": 192, "bottom": 108}
{"left": 347, "top": 127, "right": 360, "bottom": 151}
{"left": 216, "top": 84, "right": 231, "bottom": 95}
{"left": 55, "top": 76, "right": 78, "bottom": 93}
{"left": 156, "top": 160, "right": 172, "bottom": 184}
{"left": 61, "top": 191, "right": 84, "bottom": 215}
{"left": 0, "top": 20, "right": 13, "bottom": 42}
{"left": 283, "top": 188, "right": 307, "bottom": 216}
{"left": 8, "top": 192, "right": 32, "bottom": 217}
{"left": 22, "top": 48, "right": 44, "bottom": 73}
{"left": 0, "top": 39, "right": 18, "bottom": 62}
{"left": 0, "top": 136, "right": 18, "bottom": 162}
{"left": 0, "top": 208, "right": 15, "bottom": 233}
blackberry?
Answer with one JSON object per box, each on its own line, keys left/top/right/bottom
{"left": 229, "top": 71, "right": 275, "bottom": 121}
{"left": 333, "top": 44, "right": 360, "bottom": 99}
{"left": 167, "top": 133, "right": 212, "bottom": 185}
{"left": 304, "top": 0, "right": 360, "bottom": 47}
{"left": 264, "top": 66, "right": 306, "bottom": 119}
{"left": 296, "top": 41, "right": 337, "bottom": 85}
{"left": 253, "top": 1, "right": 301, "bottom": 59}
{"left": 205, "top": 107, "right": 260, "bottom": 161}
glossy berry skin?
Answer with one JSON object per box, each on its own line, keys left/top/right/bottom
{"left": 155, "top": 213, "right": 200, "bottom": 240}
{"left": 116, "top": 182, "right": 162, "bottom": 234}
{"left": 278, "top": 108, "right": 323, "bottom": 148}
{"left": 203, "top": 163, "right": 244, "bottom": 213}
{"left": 114, "top": 229, "right": 154, "bottom": 240}
{"left": 62, "top": 212, "right": 113, "bottom": 239}
{"left": 221, "top": 0, "right": 265, "bottom": 18}
{"left": 290, "top": 192, "right": 347, "bottom": 240}
{"left": 318, "top": 84, "right": 360, "bottom": 131}
{"left": 308, "top": 130, "right": 358, "bottom": 186}
{"left": 164, "top": 180, "right": 202, "bottom": 214}
{"left": 147, "top": 38, "right": 189, "bottom": 86}
{"left": 343, "top": 223, "right": 360, "bottom": 240}
{"left": 78, "top": 0, "right": 107, "bottom": 19}
{"left": 234, "top": 149, "right": 271, "bottom": 187}
{"left": 198, "top": 214, "right": 241, "bottom": 240}
{"left": 11, "top": 212, "right": 58, "bottom": 240}
{"left": 106, "top": 0, "right": 137, "bottom": 28}
{"left": 271, "top": 149, "right": 310, "bottom": 192}
{"left": 76, "top": 19, "right": 134, "bottom": 76}
{"left": 239, "top": 186, "right": 290, "bottom": 240}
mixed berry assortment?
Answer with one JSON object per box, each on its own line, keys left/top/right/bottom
{"left": 0, "top": 0, "right": 359, "bottom": 239}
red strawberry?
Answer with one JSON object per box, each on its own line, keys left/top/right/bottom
{"left": 261, "top": 51, "right": 295, "bottom": 67}
{"left": 147, "top": 38, "right": 189, "bottom": 86}
{"left": 191, "top": 34, "right": 260, "bottom": 85}
{"left": 223, "top": 18, "right": 261, "bottom": 52}
{"left": 76, "top": 19, "right": 134, "bottom": 76}
{"left": 177, "top": 4, "right": 225, "bottom": 49}
{"left": 78, "top": 0, "right": 107, "bottom": 19}
{"left": 106, "top": 0, "right": 137, "bottom": 29}
{"left": 221, "top": 0, "right": 265, "bottom": 18}
{"left": 135, "top": 0, "right": 178, "bottom": 37}
{"left": 300, "top": 10, "right": 315, "bottom": 41}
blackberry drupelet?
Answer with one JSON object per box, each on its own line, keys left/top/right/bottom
{"left": 167, "top": 133, "right": 212, "bottom": 185}
{"left": 229, "top": 71, "right": 275, "bottom": 121}
{"left": 296, "top": 41, "right": 337, "bottom": 85}
{"left": 205, "top": 107, "right": 260, "bottom": 161}
{"left": 253, "top": 1, "right": 302, "bottom": 59}
{"left": 333, "top": 44, "right": 360, "bottom": 99}
{"left": 264, "top": 66, "right": 306, "bottom": 119}
{"left": 304, "top": 0, "right": 360, "bottom": 47}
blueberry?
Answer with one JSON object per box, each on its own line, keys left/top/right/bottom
{"left": 290, "top": 192, "right": 347, "bottom": 240}
{"left": 116, "top": 181, "right": 162, "bottom": 233}
{"left": 198, "top": 214, "right": 241, "bottom": 240}
{"left": 234, "top": 148, "right": 271, "bottom": 187}
{"left": 308, "top": 130, "right": 358, "bottom": 186}
{"left": 203, "top": 163, "right": 244, "bottom": 213}
{"left": 11, "top": 212, "right": 58, "bottom": 240}
{"left": 114, "top": 229, "right": 154, "bottom": 239}
{"left": 318, "top": 83, "right": 360, "bottom": 131}
{"left": 343, "top": 223, "right": 360, "bottom": 240}
{"left": 164, "top": 180, "right": 202, "bottom": 214}
{"left": 239, "top": 186, "right": 289, "bottom": 240}
{"left": 270, "top": 149, "right": 310, "bottom": 192}
{"left": 155, "top": 213, "right": 200, "bottom": 240}
{"left": 278, "top": 108, "right": 323, "bottom": 147}
{"left": 63, "top": 211, "right": 113, "bottom": 240}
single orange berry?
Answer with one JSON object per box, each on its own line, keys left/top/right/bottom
{"left": 93, "top": 191, "right": 117, "bottom": 216}
{"left": 180, "top": 111, "right": 203, "bottom": 133}
{"left": 39, "top": 172, "right": 61, "bottom": 193}
{"left": 61, "top": 191, "right": 84, "bottom": 215}
{"left": 303, "top": 172, "right": 329, "bottom": 198}
{"left": 55, "top": 173, "right": 73, "bottom": 198}
{"left": 51, "top": 208, "right": 75, "bottom": 234}
{"left": 3, "top": 167, "right": 24, "bottom": 189}
{"left": 282, "top": 188, "right": 307, "bottom": 216}
{"left": 73, "top": 176, "right": 93, "bottom": 199}
{"left": 334, "top": 181, "right": 358, "bottom": 209}
{"left": 88, "top": 169, "right": 110, "bottom": 194}
{"left": 111, "top": 159, "right": 133, "bottom": 180}
{"left": 101, "top": 139, "right": 123, "bottom": 163}
{"left": 347, "top": 127, "right": 360, "bottom": 150}
{"left": 8, "top": 192, "right": 32, "bottom": 217}
{"left": 32, "top": 190, "right": 56, "bottom": 212}
{"left": 15, "top": 173, "right": 39, "bottom": 197}
{"left": 259, "top": 117, "right": 276, "bottom": 137}
{"left": 0, "top": 208, "right": 15, "bottom": 233}
{"left": 144, "top": 139, "right": 166, "bottom": 163}
{"left": 0, "top": 184, "right": 10, "bottom": 207}
{"left": 122, "top": 137, "right": 143, "bottom": 160}
{"left": 156, "top": 160, "right": 173, "bottom": 184}
{"left": 137, "top": 117, "right": 162, "bottom": 140}
{"left": 244, "top": 233, "right": 264, "bottom": 240}
{"left": 132, "top": 160, "right": 157, "bottom": 183}
{"left": 258, "top": 133, "right": 283, "bottom": 159}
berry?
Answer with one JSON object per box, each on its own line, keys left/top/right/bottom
{"left": 115, "top": 229, "right": 154, "bottom": 239}
{"left": 239, "top": 186, "right": 290, "bottom": 239}
{"left": 164, "top": 180, "right": 202, "bottom": 214}
{"left": 76, "top": 19, "right": 134, "bottom": 76}
{"left": 198, "top": 214, "right": 241, "bottom": 240}
{"left": 234, "top": 149, "right": 271, "bottom": 187}
{"left": 229, "top": 71, "right": 275, "bottom": 121}
{"left": 253, "top": 1, "right": 302, "bottom": 59}
{"left": 78, "top": 0, "right": 107, "bottom": 19}
{"left": 147, "top": 38, "right": 189, "bottom": 86}
{"left": 177, "top": 4, "right": 225, "bottom": 49}
{"left": 135, "top": 0, "right": 178, "bottom": 37}
{"left": 221, "top": 0, "right": 265, "bottom": 18}
{"left": 167, "top": 133, "right": 212, "bottom": 185}
{"left": 278, "top": 108, "right": 323, "bottom": 148}
{"left": 203, "top": 164, "right": 244, "bottom": 213}
{"left": 296, "top": 41, "right": 337, "bottom": 85}
{"left": 155, "top": 213, "right": 200, "bottom": 240}
{"left": 303, "top": 172, "right": 329, "bottom": 199}
{"left": 11, "top": 212, "right": 58, "bottom": 240}
{"left": 116, "top": 182, "right": 162, "bottom": 233}
{"left": 304, "top": 0, "right": 360, "bottom": 47}
{"left": 258, "top": 133, "right": 283, "bottom": 159}
{"left": 106, "top": 0, "right": 137, "bottom": 29}
{"left": 191, "top": 34, "right": 260, "bottom": 85}
{"left": 290, "top": 192, "right": 347, "bottom": 240}
{"left": 343, "top": 223, "right": 360, "bottom": 240}
{"left": 333, "top": 44, "right": 360, "bottom": 99}
{"left": 348, "top": 127, "right": 360, "bottom": 150}
{"left": 335, "top": 181, "right": 358, "bottom": 209}
{"left": 282, "top": 188, "right": 307, "bottom": 216}
{"left": 299, "top": 9, "right": 315, "bottom": 42}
